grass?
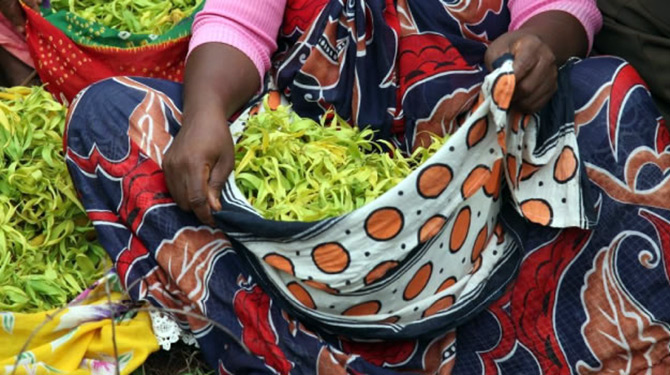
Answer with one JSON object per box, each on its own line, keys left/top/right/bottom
{"left": 131, "top": 342, "right": 214, "bottom": 375}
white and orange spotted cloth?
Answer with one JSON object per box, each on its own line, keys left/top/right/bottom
{"left": 214, "top": 58, "right": 593, "bottom": 339}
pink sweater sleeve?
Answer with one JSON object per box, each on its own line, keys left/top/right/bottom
{"left": 188, "top": 0, "right": 287, "bottom": 82}
{"left": 508, "top": 0, "right": 602, "bottom": 53}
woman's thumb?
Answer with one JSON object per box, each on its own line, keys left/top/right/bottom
{"left": 207, "top": 157, "right": 233, "bottom": 212}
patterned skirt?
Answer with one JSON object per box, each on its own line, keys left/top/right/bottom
{"left": 65, "top": 1, "right": 670, "bottom": 374}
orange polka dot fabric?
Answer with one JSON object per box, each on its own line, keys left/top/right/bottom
{"left": 214, "top": 58, "right": 593, "bottom": 339}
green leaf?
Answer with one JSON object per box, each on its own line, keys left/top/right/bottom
{"left": 26, "top": 279, "right": 63, "bottom": 297}
{"left": 76, "top": 253, "right": 96, "bottom": 275}
{"left": 1, "top": 286, "right": 29, "bottom": 304}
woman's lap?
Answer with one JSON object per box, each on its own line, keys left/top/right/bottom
{"left": 65, "top": 76, "right": 455, "bottom": 374}
{"left": 65, "top": 55, "right": 670, "bottom": 374}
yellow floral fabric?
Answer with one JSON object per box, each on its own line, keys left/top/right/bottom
{"left": 0, "top": 274, "right": 158, "bottom": 375}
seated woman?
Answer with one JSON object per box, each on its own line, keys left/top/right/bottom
{"left": 0, "top": 0, "right": 38, "bottom": 86}
{"left": 65, "top": 0, "right": 670, "bottom": 373}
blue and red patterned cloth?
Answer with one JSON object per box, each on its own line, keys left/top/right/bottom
{"left": 64, "top": 0, "right": 670, "bottom": 374}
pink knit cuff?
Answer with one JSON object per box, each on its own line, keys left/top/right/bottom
{"left": 508, "top": 0, "right": 603, "bottom": 53}
{"left": 189, "top": 21, "right": 269, "bottom": 83}
{"left": 187, "top": 0, "right": 286, "bottom": 85}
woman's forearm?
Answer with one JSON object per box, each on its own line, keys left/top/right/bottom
{"left": 183, "top": 43, "right": 260, "bottom": 124}
{"left": 518, "top": 11, "right": 589, "bottom": 65}
{"left": 183, "top": 0, "right": 287, "bottom": 123}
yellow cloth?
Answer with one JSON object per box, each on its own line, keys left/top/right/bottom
{"left": 0, "top": 274, "right": 159, "bottom": 375}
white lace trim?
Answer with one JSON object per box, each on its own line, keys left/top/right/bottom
{"left": 149, "top": 310, "right": 199, "bottom": 351}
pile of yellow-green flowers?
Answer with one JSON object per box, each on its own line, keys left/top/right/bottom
{"left": 50, "top": 0, "right": 202, "bottom": 35}
{"left": 235, "top": 98, "right": 446, "bottom": 222}
{"left": 0, "top": 87, "right": 107, "bottom": 313}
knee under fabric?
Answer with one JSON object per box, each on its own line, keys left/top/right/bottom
{"left": 595, "top": 0, "right": 670, "bottom": 123}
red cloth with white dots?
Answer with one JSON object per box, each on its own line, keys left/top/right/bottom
{"left": 24, "top": 6, "right": 189, "bottom": 104}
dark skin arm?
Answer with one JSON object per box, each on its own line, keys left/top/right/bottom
{"left": 485, "top": 11, "right": 589, "bottom": 113}
{"left": 163, "top": 43, "right": 259, "bottom": 225}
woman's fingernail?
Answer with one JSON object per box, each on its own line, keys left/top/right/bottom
{"left": 209, "top": 192, "right": 222, "bottom": 211}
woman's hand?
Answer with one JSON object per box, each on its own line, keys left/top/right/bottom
{"left": 484, "top": 11, "right": 589, "bottom": 114}
{"left": 0, "top": 0, "right": 40, "bottom": 34}
{"left": 485, "top": 30, "right": 558, "bottom": 114}
{"left": 163, "top": 43, "right": 259, "bottom": 225}
{"left": 163, "top": 109, "right": 234, "bottom": 226}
